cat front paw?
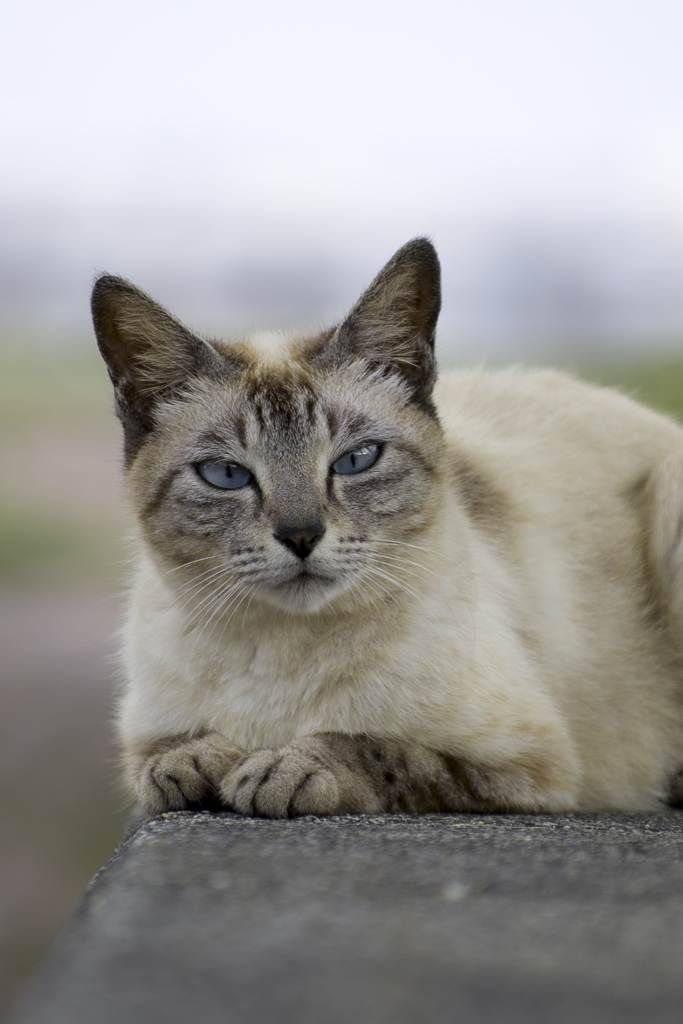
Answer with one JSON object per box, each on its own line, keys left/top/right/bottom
{"left": 219, "top": 736, "right": 383, "bottom": 818}
{"left": 136, "top": 732, "right": 243, "bottom": 815}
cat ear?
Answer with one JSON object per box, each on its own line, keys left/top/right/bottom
{"left": 318, "top": 238, "right": 441, "bottom": 403}
{"left": 91, "top": 275, "right": 231, "bottom": 463}
{"left": 92, "top": 275, "right": 229, "bottom": 393}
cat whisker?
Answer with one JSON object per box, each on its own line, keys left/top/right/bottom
{"left": 360, "top": 567, "right": 400, "bottom": 598}
{"left": 215, "top": 583, "right": 259, "bottom": 647}
{"left": 169, "top": 553, "right": 264, "bottom": 611}
{"left": 369, "top": 539, "right": 444, "bottom": 559}
{"left": 195, "top": 575, "right": 246, "bottom": 622}
{"left": 240, "top": 586, "right": 259, "bottom": 630}
{"left": 369, "top": 552, "right": 451, "bottom": 587}
{"left": 196, "top": 578, "right": 244, "bottom": 627}
{"left": 355, "top": 571, "right": 391, "bottom": 612}
{"left": 159, "top": 553, "right": 267, "bottom": 601}
{"left": 174, "top": 573, "right": 243, "bottom": 637}
{"left": 186, "top": 578, "right": 249, "bottom": 652}
{"left": 154, "top": 555, "right": 220, "bottom": 581}
{"left": 359, "top": 562, "right": 419, "bottom": 602}
{"left": 171, "top": 562, "right": 230, "bottom": 594}
{"left": 170, "top": 566, "right": 237, "bottom": 614}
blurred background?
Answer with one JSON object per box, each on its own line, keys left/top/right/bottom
{"left": 4, "top": 0, "right": 683, "bottom": 1016}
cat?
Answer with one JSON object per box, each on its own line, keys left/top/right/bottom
{"left": 93, "top": 238, "right": 683, "bottom": 818}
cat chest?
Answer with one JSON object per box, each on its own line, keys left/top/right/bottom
{"left": 126, "top": 620, "right": 436, "bottom": 749}
{"left": 206, "top": 638, "right": 395, "bottom": 745}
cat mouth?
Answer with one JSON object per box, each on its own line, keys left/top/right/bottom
{"left": 278, "top": 568, "right": 336, "bottom": 587}
{"left": 260, "top": 566, "right": 344, "bottom": 613}
{"left": 266, "top": 567, "right": 339, "bottom": 598}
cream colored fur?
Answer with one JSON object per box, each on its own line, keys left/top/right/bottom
{"left": 91, "top": 241, "right": 683, "bottom": 814}
{"left": 119, "top": 363, "right": 683, "bottom": 812}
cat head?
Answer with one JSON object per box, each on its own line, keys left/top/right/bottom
{"left": 93, "top": 239, "right": 447, "bottom": 614}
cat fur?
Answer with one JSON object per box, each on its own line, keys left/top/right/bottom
{"left": 92, "top": 239, "right": 683, "bottom": 817}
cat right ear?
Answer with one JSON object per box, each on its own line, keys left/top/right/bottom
{"left": 312, "top": 238, "right": 441, "bottom": 407}
{"left": 91, "top": 275, "right": 230, "bottom": 463}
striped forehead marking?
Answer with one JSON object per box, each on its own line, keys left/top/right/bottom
{"left": 245, "top": 370, "right": 320, "bottom": 436}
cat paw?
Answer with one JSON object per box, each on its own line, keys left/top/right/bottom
{"left": 219, "top": 736, "right": 382, "bottom": 818}
{"left": 136, "top": 732, "right": 243, "bottom": 815}
{"left": 668, "top": 767, "right": 683, "bottom": 807}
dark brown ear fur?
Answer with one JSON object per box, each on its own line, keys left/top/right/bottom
{"left": 91, "top": 275, "right": 235, "bottom": 465}
{"left": 313, "top": 238, "right": 441, "bottom": 407}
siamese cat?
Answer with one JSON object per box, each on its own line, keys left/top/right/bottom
{"left": 93, "top": 239, "right": 683, "bottom": 817}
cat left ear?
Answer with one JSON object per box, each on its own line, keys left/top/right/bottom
{"left": 92, "top": 275, "right": 227, "bottom": 392}
{"left": 92, "top": 275, "right": 233, "bottom": 464}
{"left": 316, "top": 238, "right": 441, "bottom": 404}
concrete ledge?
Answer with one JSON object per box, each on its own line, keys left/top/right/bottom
{"left": 11, "top": 811, "right": 683, "bottom": 1023}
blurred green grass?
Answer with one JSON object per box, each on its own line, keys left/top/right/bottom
{"left": 0, "top": 346, "right": 113, "bottom": 429}
{"left": 0, "top": 506, "right": 129, "bottom": 584}
{"left": 583, "top": 358, "right": 683, "bottom": 423}
{"left": 1, "top": 346, "right": 125, "bottom": 586}
{"left": 0, "top": 507, "right": 93, "bottom": 581}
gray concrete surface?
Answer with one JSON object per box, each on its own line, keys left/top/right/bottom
{"left": 11, "top": 810, "right": 683, "bottom": 1024}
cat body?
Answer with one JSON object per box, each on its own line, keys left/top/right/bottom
{"left": 93, "top": 240, "right": 683, "bottom": 817}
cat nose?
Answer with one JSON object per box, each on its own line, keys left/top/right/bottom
{"left": 274, "top": 521, "right": 325, "bottom": 560}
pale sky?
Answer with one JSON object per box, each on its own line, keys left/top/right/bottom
{"left": 3, "top": 0, "right": 683, "bottom": 224}
{"left": 3, "top": 0, "right": 683, "bottom": 348}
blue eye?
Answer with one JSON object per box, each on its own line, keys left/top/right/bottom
{"left": 196, "top": 459, "right": 253, "bottom": 489}
{"left": 332, "top": 444, "right": 381, "bottom": 475}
